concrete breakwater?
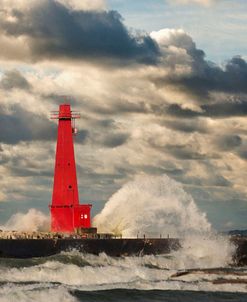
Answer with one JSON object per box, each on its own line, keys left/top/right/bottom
{"left": 0, "top": 231, "right": 246, "bottom": 267}
{"left": 0, "top": 236, "right": 179, "bottom": 258}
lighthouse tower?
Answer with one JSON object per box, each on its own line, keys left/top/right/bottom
{"left": 50, "top": 104, "right": 91, "bottom": 233}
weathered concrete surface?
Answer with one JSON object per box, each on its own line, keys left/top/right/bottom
{"left": 0, "top": 238, "right": 180, "bottom": 258}
{"left": 0, "top": 236, "right": 246, "bottom": 266}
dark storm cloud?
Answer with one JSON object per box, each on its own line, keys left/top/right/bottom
{"left": 96, "top": 119, "right": 116, "bottom": 128}
{"left": 0, "top": 149, "right": 9, "bottom": 165}
{"left": 214, "top": 135, "right": 242, "bottom": 151}
{"left": 163, "top": 119, "right": 209, "bottom": 133}
{"left": 238, "top": 149, "right": 247, "bottom": 160}
{"left": 167, "top": 101, "right": 247, "bottom": 118}
{"left": 180, "top": 56, "right": 247, "bottom": 96}
{"left": 166, "top": 104, "right": 201, "bottom": 118}
{"left": 75, "top": 129, "right": 89, "bottom": 144}
{"left": 86, "top": 118, "right": 129, "bottom": 147}
{"left": 0, "top": 0, "right": 160, "bottom": 64}
{"left": 155, "top": 53, "right": 247, "bottom": 98}
{"left": 0, "top": 70, "right": 31, "bottom": 90}
{"left": 0, "top": 105, "right": 56, "bottom": 144}
{"left": 165, "top": 144, "right": 207, "bottom": 160}
{"left": 102, "top": 133, "right": 129, "bottom": 148}
{"left": 202, "top": 100, "right": 247, "bottom": 117}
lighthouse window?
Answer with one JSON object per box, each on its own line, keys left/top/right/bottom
{"left": 68, "top": 185, "right": 72, "bottom": 189}
{"left": 85, "top": 214, "right": 88, "bottom": 219}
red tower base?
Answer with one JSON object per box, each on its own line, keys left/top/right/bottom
{"left": 50, "top": 204, "right": 92, "bottom": 233}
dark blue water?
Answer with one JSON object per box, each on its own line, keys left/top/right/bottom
{"left": 0, "top": 252, "right": 247, "bottom": 302}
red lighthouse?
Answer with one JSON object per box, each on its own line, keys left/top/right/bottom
{"left": 50, "top": 104, "right": 91, "bottom": 233}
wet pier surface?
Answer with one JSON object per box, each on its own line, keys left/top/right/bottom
{"left": 0, "top": 237, "right": 180, "bottom": 258}
{"left": 0, "top": 231, "right": 246, "bottom": 266}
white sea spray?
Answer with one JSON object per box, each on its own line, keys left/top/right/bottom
{"left": 94, "top": 174, "right": 235, "bottom": 268}
{"left": 1, "top": 208, "right": 49, "bottom": 232}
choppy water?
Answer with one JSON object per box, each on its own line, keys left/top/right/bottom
{"left": 1, "top": 174, "right": 246, "bottom": 301}
{"left": 0, "top": 251, "right": 247, "bottom": 302}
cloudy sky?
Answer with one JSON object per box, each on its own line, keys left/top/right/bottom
{"left": 0, "top": 0, "right": 247, "bottom": 231}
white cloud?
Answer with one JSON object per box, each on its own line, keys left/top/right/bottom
{"left": 57, "top": 0, "right": 106, "bottom": 11}
{"left": 151, "top": 28, "right": 193, "bottom": 49}
{"left": 0, "top": 0, "right": 106, "bottom": 11}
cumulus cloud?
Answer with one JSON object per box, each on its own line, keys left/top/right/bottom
{"left": 151, "top": 28, "right": 203, "bottom": 74}
{"left": 151, "top": 29, "right": 247, "bottom": 99}
{"left": 58, "top": 0, "right": 106, "bottom": 11}
{"left": 0, "top": 0, "right": 159, "bottom": 64}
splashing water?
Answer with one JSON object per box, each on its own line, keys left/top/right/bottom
{"left": 1, "top": 208, "right": 50, "bottom": 232}
{"left": 94, "top": 174, "right": 211, "bottom": 237}
{"left": 94, "top": 174, "right": 235, "bottom": 268}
